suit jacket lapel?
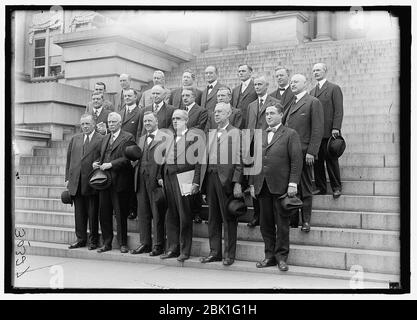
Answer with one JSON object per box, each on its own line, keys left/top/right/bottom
{"left": 207, "top": 82, "right": 218, "bottom": 101}
{"left": 111, "top": 131, "right": 124, "bottom": 152}
{"left": 289, "top": 94, "right": 306, "bottom": 116}
{"left": 266, "top": 125, "right": 285, "bottom": 150}
{"left": 316, "top": 81, "right": 328, "bottom": 98}
{"left": 123, "top": 105, "right": 138, "bottom": 124}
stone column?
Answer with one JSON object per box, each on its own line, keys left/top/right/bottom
{"left": 14, "top": 11, "right": 27, "bottom": 77}
{"left": 225, "top": 13, "right": 241, "bottom": 50}
{"left": 314, "top": 11, "right": 332, "bottom": 41}
{"left": 206, "top": 26, "right": 221, "bottom": 52}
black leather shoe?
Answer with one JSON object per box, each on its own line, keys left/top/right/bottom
{"left": 68, "top": 241, "right": 86, "bottom": 249}
{"left": 193, "top": 216, "right": 202, "bottom": 224}
{"left": 200, "top": 255, "right": 222, "bottom": 263}
{"left": 312, "top": 189, "right": 327, "bottom": 195}
{"left": 247, "top": 219, "right": 259, "bottom": 228}
{"left": 88, "top": 244, "right": 98, "bottom": 250}
{"left": 128, "top": 212, "right": 137, "bottom": 220}
{"left": 177, "top": 255, "right": 190, "bottom": 262}
{"left": 130, "top": 244, "right": 151, "bottom": 254}
{"left": 120, "top": 245, "right": 129, "bottom": 253}
{"left": 149, "top": 248, "right": 163, "bottom": 256}
{"left": 97, "top": 246, "right": 112, "bottom": 253}
{"left": 278, "top": 260, "right": 289, "bottom": 271}
{"left": 333, "top": 190, "right": 342, "bottom": 199}
{"left": 301, "top": 222, "right": 311, "bottom": 232}
{"left": 256, "top": 258, "right": 277, "bottom": 268}
{"left": 160, "top": 251, "right": 179, "bottom": 259}
{"left": 223, "top": 258, "right": 234, "bottom": 266}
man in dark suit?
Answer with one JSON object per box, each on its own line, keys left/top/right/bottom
{"left": 118, "top": 88, "right": 141, "bottom": 220}
{"left": 201, "top": 65, "right": 224, "bottom": 113}
{"left": 270, "top": 67, "right": 294, "bottom": 112}
{"left": 139, "top": 70, "right": 171, "bottom": 109}
{"left": 205, "top": 87, "right": 243, "bottom": 131}
{"left": 161, "top": 109, "right": 203, "bottom": 262}
{"left": 310, "top": 63, "right": 344, "bottom": 198}
{"left": 249, "top": 104, "right": 303, "bottom": 271}
{"left": 246, "top": 76, "right": 279, "bottom": 228}
{"left": 200, "top": 102, "right": 243, "bottom": 266}
{"left": 65, "top": 114, "right": 103, "bottom": 250}
{"left": 181, "top": 88, "right": 208, "bottom": 130}
{"left": 130, "top": 111, "right": 168, "bottom": 256}
{"left": 282, "top": 74, "right": 324, "bottom": 232}
{"left": 118, "top": 88, "right": 141, "bottom": 141}
{"left": 231, "top": 64, "right": 258, "bottom": 128}
{"left": 169, "top": 69, "right": 202, "bottom": 109}
{"left": 89, "top": 92, "right": 111, "bottom": 135}
{"left": 114, "top": 74, "right": 141, "bottom": 112}
{"left": 85, "top": 82, "right": 114, "bottom": 113}
{"left": 137, "top": 85, "right": 175, "bottom": 138}
{"left": 93, "top": 112, "right": 135, "bottom": 253}
{"left": 181, "top": 88, "right": 208, "bottom": 224}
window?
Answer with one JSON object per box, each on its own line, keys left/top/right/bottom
{"left": 33, "top": 38, "right": 46, "bottom": 78}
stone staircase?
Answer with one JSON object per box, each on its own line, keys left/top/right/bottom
{"left": 15, "top": 38, "right": 401, "bottom": 287}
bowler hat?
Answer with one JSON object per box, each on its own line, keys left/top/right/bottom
{"left": 227, "top": 197, "right": 248, "bottom": 218}
{"left": 88, "top": 168, "right": 112, "bottom": 190}
{"left": 152, "top": 187, "right": 166, "bottom": 207}
{"left": 279, "top": 193, "right": 303, "bottom": 213}
{"left": 61, "top": 190, "right": 73, "bottom": 206}
{"left": 327, "top": 135, "right": 346, "bottom": 159}
{"left": 124, "top": 141, "right": 142, "bottom": 161}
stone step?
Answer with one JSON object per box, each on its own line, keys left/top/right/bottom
{"left": 15, "top": 186, "right": 67, "bottom": 198}
{"left": 340, "top": 167, "right": 399, "bottom": 181}
{"left": 22, "top": 241, "right": 399, "bottom": 284}
{"left": 342, "top": 122, "right": 399, "bottom": 134}
{"left": 345, "top": 143, "right": 398, "bottom": 154}
{"left": 339, "top": 154, "right": 399, "bottom": 167}
{"left": 16, "top": 188, "right": 400, "bottom": 215}
{"left": 312, "top": 195, "right": 399, "bottom": 213}
{"left": 15, "top": 212, "right": 399, "bottom": 251}
{"left": 14, "top": 178, "right": 400, "bottom": 199}
{"left": 50, "top": 140, "right": 71, "bottom": 148}
{"left": 16, "top": 224, "right": 399, "bottom": 274}
{"left": 343, "top": 133, "right": 396, "bottom": 144}
{"left": 15, "top": 199, "right": 400, "bottom": 231}
{"left": 17, "top": 175, "right": 65, "bottom": 186}
{"left": 19, "top": 165, "right": 66, "bottom": 176}
{"left": 33, "top": 147, "right": 67, "bottom": 157}
{"left": 344, "top": 114, "right": 398, "bottom": 124}
{"left": 20, "top": 156, "right": 68, "bottom": 166}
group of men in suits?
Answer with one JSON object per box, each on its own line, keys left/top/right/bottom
{"left": 65, "top": 62, "right": 343, "bottom": 271}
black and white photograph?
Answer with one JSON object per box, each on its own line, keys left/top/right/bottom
{"left": 5, "top": 2, "right": 411, "bottom": 297}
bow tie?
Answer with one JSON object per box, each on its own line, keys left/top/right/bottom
{"left": 208, "top": 85, "right": 213, "bottom": 90}
{"left": 147, "top": 133, "right": 155, "bottom": 139}
{"left": 266, "top": 127, "right": 277, "bottom": 133}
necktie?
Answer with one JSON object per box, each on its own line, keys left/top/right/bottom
{"left": 109, "top": 134, "right": 115, "bottom": 145}
{"left": 146, "top": 133, "right": 155, "bottom": 145}
{"left": 208, "top": 85, "right": 213, "bottom": 94}
{"left": 241, "top": 83, "right": 246, "bottom": 93}
{"left": 83, "top": 135, "right": 89, "bottom": 155}
{"left": 153, "top": 104, "right": 159, "bottom": 113}
{"left": 94, "top": 109, "right": 98, "bottom": 118}
{"left": 258, "top": 98, "right": 264, "bottom": 111}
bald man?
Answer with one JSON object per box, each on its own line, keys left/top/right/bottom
{"left": 310, "top": 63, "right": 344, "bottom": 198}
{"left": 137, "top": 84, "right": 175, "bottom": 138}
{"left": 282, "top": 74, "right": 324, "bottom": 232}
{"left": 139, "top": 70, "right": 171, "bottom": 109}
